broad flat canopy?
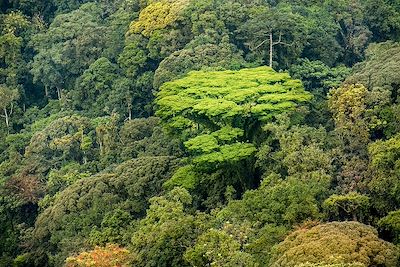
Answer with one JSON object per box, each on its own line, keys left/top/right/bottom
{"left": 157, "top": 66, "right": 312, "bottom": 187}
{"left": 156, "top": 66, "right": 312, "bottom": 128}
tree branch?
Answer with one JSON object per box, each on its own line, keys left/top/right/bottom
{"left": 250, "top": 39, "right": 269, "bottom": 51}
{"left": 272, "top": 32, "right": 294, "bottom": 46}
{"left": 9, "top": 102, "right": 13, "bottom": 116}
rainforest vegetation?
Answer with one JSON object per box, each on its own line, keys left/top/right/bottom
{"left": 1, "top": 0, "right": 400, "bottom": 266}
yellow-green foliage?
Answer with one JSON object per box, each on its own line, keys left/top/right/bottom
{"left": 193, "top": 143, "right": 257, "bottom": 165}
{"left": 129, "top": 0, "right": 190, "bottom": 37}
{"left": 157, "top": 67, "right": 311, "bottom": 125}
{"left": 328, "top": 83, "right": 370, "bottom": 153}
{"left": 184, "top": 127, "right": 244, "bottom": 154}
{"left": 270, "top": 221, "right": 399, "bottom": 267}
{"left": 323, "top": 192, "right": 370, "bottom": 221}
{"left": 157, "top": 67, "right": 311, "bottom": 187}
{"left": 328, "top": 84, "right": 368, "bottom": 130}
{"left": 295, "top": 263, "right": 364, "bottom": 267}
{"left": 164, "top": 165, "right": 198, "bottom": 189}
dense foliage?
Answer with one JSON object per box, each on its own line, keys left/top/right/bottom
{"left": 0, "top": 0, "right": 400, "bottom": 266}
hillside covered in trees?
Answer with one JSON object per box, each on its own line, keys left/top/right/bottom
{"left": 1, "top": 0, "right": 400, "bottom": 266}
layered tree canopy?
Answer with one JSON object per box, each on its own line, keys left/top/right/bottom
{"left": 1, "top": 0, "right": 400, "bottom": 266}
{"left": 157, "top": 67, "right": 312, "bottom": 194}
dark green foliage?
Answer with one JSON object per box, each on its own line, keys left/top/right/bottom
{"left": 24, "top": 115, "right": 96, "bottom": 168}
{"left": 220, "top": 173, "right": 328, "bottom": 228}
{"left": 153, "top": 42, "right": 246, "bottom": 89}
{"left": 290, "top": 59, "right": 350, "bottom": 93}
{"left": 346, "top": 42, "right": 400, "bottom": 139}
{"left": 326, "top": 0, "right": 371, "bottom": 65}
{"left": 1, "top": 0, "right": 400, "bottom": 265}
{"left": 347, "top": 42, "right": 400, "bottom": 98}
{"left": 301, "top": 6, "right": 343, "bottom": 66}
{"left": 130, "top": 187, "right": 207, "bottom": 267}
{"left": 237, "top": 4, "right": 307, "bottom": 68}
{"left": 345, "top": 42, "right": 400, "bottom": 141}
{"left": 30, "top": 3, "right": 109, "bottom": 98}
{"left": 256, "top": 116, "right": 334, "bottom": 179}
{"left": 289, "top": 59, "right": 351, "bottom": 126}
{"left": 119, "top": 117, "right": 184, "bottom": 160}
{"left": 72, "top": 57, "right": 119, "bottom": 116}
{"left": 214, "top": 172, "right": 328, "bottom": 264}
{"left": 363, "top": 0, "right": 400, "bottom": 41}
{"left": 32, "top": 156, "right": 180, "bottom": 266}
{"left": 379, "top": 210, "right": 400, "bottom": 245}
{"left": 368, "top": 133, "right": 400, "bottom": 214}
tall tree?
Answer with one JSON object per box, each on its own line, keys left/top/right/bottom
{"left": 157, "top": 66, "right": 312, "bottom": 205}
{"left": 72, "top": 57, "right": 119, "bottom": 117}
{"left": 238, "top": 4, "right": 306, "bottom": 68}
{"left": 0, "top": 85, "right": 19, "bottom": 131}
{"left": 31, "top": 3, "right": 109, "bottom": 99}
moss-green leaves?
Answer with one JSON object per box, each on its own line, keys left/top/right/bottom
{"left": 270, "top": 221, "right": 399, "bottom": 267}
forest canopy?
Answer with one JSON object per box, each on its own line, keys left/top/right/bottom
{"left": 0, "top": 0, "right": 400, "bottom": 266}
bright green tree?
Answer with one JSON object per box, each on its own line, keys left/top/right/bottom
{"left": 157, "top": 66, "right": 312, "bottom": 192}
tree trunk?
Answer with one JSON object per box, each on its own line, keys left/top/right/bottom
{"left": 128, "top": 102, "right": 132, "bottom": 121}
{"left": 57, "top": 87, "right": 62, "bottom": 100}
{"left": 4, "top": 108, "right": 9, "bottom": 133}
{"left": 269, "top": 32, "right": 273, "bottom": 68}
